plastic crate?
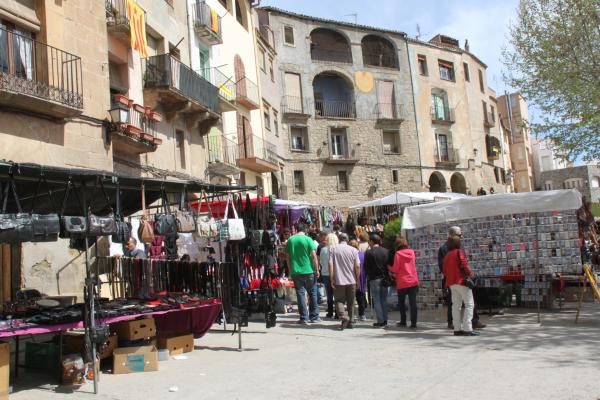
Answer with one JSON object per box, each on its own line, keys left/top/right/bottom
{"left": 25, "top": 342, "right": 59, "bottom": 370}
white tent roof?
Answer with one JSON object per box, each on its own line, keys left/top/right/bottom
{"left": 350, "top": 192, "right": 468, "bottom": 209}
{"left": 402, "top": 189, "right": 582, "bottom": 230}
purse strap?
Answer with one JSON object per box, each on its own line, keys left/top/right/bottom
{"left": 200, "top": 190, "right": 214, "bottom": 218}
{"left": 30, "top": 170, "right": 58, "bottom": 214}
{"left": 160, "top": 185, "right": 171, "bottom": 214}
{"left": 179, "top": 186, "right": 189, "bottom": 212}
{"left": 140, "top": 182, "right": 147, "bottom": 218}
{"left": 223, "top": 194, "right": 239, "bottom": 219}
{"left": 2, "top": 174, "right": 23, "bottom": 214}
{"left": 90, "top": 176, "right": 113, "bottom": 213}
{"left": 115, "top": 179, "right": 122, "bottom": 220}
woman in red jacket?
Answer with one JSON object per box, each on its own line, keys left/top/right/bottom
{"left": 388, "top": 236, "right": 419, "bottom": 328}
{"left": 442, "top": 236, "right": 478, "bottom": 336}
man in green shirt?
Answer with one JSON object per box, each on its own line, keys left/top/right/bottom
{"left": 286, "top": 222, "right": 320, "bottom": 324}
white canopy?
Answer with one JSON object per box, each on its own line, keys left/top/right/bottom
{"left": 350, "top": 192, "right": 468, "bottom": 209}
{"left": 401, "top": 189, "right": 583, "bottom": 230}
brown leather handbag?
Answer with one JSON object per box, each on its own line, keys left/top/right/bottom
{"left": 138, "top": 183, "right": 155, "bottom": 244}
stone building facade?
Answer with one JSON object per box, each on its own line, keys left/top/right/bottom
{"left": 539, "top": 165, "right": 600, "bottom": 203}
{"left": 258, "top": 7, "right": 422, "bottom": 207}
{"left": 531, "top": 137, "right": 569, "bottom": 190}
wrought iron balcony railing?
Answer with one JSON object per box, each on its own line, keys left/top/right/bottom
{"left": 208, "top": 134, "right": 239, "bottom": 166}
{"left": 363, "top": 52, "right": 398, "bottom": 69}
{"left": 315, "top": 99, "right": 356, "bottom": 119}
{"left": 310, "top": 48, "right": 353, "bottom": 64}
{"left": 239, "top": 134, "right": 278, "bottom": 165}
{"left": 431, "top": 106, "right": 455, "bottom": 124}
{"left": 376, "top": 103, "right": 405, "bottom": 120}
{"left": 235, "top": 76, "right": 259, "bottom": 109}
{"left": 435, "top": 147, "right": 460, "bottom": 165}
{"left": 282, "top": 95, "right": 310, "bottom": 115}
{"left": 192, "top": 1, "right": 222, "bottom": 45}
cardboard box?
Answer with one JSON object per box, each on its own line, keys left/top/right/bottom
{"left": 112, "top": 346, "right": 158, "bottom": 374}
{"left": 157, "top": 334, "right": 193, "bottom": 356}
{"left": 111, "top": 317, "right": 156, "bottom": 341}
{"left": 0, "top": 342, "right": 9, "bottom": 400}
{"left": 63, "top": 333, "right": 118, "bottom": 360}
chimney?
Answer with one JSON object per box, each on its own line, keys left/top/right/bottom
{"left": 464, "top": 39, "right": 470, "bottom": 52}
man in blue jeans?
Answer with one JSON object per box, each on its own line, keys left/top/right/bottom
{"left": 286, "top": 222, "right": 320, "bottom": 324}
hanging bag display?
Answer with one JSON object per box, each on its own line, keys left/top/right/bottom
{"left": 0, "top": 176, "right": 34, "bottom": 244}
{"left": 112, "top": 179, "right": 131, "bottom": 244}
{"left": 154, "top": 186, "right": 177, "bottom": 236}
{"left": 220, "top": 195, "right": 245, "bottom": 241}
{"left": 29, "top": 172, "right": 60, "bottom": 243}
{"left": 138, "top": 183, "right": 155, "bottom": 244}
{"left": 59, "top": 179, "right": 87, "bottom": 238}
{"left": 87, "top": 177, "right": 118, "bottom": 237}
{"left": 197, "top": 190, "right": 219, "bottom": 238}
{"left": 176, "top": 186, "right": 197, "bottom": 233}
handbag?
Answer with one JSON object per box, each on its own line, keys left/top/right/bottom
{"left": 375, "top": 251, "right": 394, "bottom": 287}
{"left": 112, "top": 180, "right": 131, "bottom": 244}
{"left": 0, "top": 177, "right": 33, "bottom": 244}
{"left": 138, "top": 183, "right": 155, "bottom": 244}
{"left": 154, "top": 187, "right": 177, "bottom": 236}
{"left": 59, "top": 179, "right": 86, "bottom": 238}
{"left": 458, "top": 250, "right": 476, "bottom": 289}
{"left": 176, "top": 186, "right": 197, "bottom": 233}
{"left": 197, "top": 191, "right": 219, "bottom": 238}
{"left": 29, "top": 173, "right": 60, "bottom": 243}
{"left": 87, "top": 177, "right": 118, "bottom": 237}
{"left": 220, "top": 195, "right": 245, "bottom": 241}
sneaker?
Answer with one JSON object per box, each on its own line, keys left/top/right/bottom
{"left": 462, "top": 331, "right": 480, "bottom": 336}
{"left": 396, "top": 322, "right": 407, "bottom": 327}
{"left": 473, "top": 321, "right": 487, "bottom": 330}
{"left": 309, "top": 318, "right": 322, "bottom": 323}
{"left": 297, "top": 319, "right": 308, "bottom": 325}
{"left": 453, "top": 330, "right": 465, "bottom": 336}
{"left": 358, "top": 315, "right": 367, "bottom": 321}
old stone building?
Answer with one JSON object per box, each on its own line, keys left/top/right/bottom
{"left": 539, "top": 165, "right": 600, "bottom": 203}
{"left": 408, "top": 35, "right": 512, "bottom": 195}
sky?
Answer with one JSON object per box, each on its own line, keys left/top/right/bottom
{"left": 261, "top": 0, "right": 520, "bottom": 95}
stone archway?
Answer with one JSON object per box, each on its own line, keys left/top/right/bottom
{"left": 450, "top": 172, "right": 467, "bottom": 194}
{"left": 428, "top": 172, "right": 447, "bottom": 192}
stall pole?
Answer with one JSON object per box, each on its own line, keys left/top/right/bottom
{"left": 535, "top": 213, "right": 541, "bottom": 323}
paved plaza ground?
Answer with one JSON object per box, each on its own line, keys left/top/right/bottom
{"left": 10, "top": 303, "right": 600, "bottom": 400}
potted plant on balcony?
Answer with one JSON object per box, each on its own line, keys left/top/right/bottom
{"left": 113, "top": 94, "right": 130, "bottom": 107}
{"left": 149, "top": 111, "right": 163, "bottom": 122}
{"left": 125, "top": 125, "right": 142, "bottom": 139}
{"left": 133, "top": 103, "right": 146, "bottom": 113}
{"left": 152, "top": 137, "right": 163, "bottom": 145}
{"left": 140, "top": 132, "right": 154, "bottom": 142}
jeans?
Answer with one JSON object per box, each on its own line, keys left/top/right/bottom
{"left": 355, "top": 290, "right": 367, "bottom": 317}
{"left": 369, "top": 279, "right": 388, "bottom": 323}
{"left": 450, "top": 284, "right": 474, "bottom": 332}
{"left": 292, "top": 273, "right": 319, "bottom": 321}
{"left": 321, "top": 275, "right": 335, "bottom": 316}
{"left": 334, "top": 284, "right": 356, "bottom": 322}
{"left": 447, "top": 288, "right": 480, "bottom": 325}
{"left": 398, "top": 286, "right": 418, "bottom": 327}
{"left": 315, "top": 275, "right": 323, "bottom": 304}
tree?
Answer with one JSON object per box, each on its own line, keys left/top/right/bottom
{"left": 503, "top": 0, "right": 600, "bottom": 162}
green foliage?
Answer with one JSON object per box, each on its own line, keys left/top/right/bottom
{"left": 591, "top": 203, "right": 600, "bottom": 218}
{"left": 383, "top": 218, "right": 402, "bottom": 250}
{"left": 502, "top": 0, "right": 600, "bottom": 162}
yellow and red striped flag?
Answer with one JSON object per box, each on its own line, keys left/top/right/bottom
{"left": 127, "top": 0, "right": 148, "bottom": 57}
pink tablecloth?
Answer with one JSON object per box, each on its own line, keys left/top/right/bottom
{"left": 0, "top": 301, "right": 222, "bottom": 338}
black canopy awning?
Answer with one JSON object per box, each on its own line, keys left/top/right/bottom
{"left": 0, "top": 161, "right": 255, "bottom": 216}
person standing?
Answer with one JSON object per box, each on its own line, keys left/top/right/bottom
{"left": 388, "top": 236, "right": 419, "bottom": 328}
{"left": 123, "top": 237, "right": 146, "bottom": 259}
{"left": 443, "top": 235, "right": 479, "bottom": 336}
{"left": 438, "top": 226, "right": 486, "bottom": 330}
{"left": 286, "top": 223, "right": 320, "bottom": 324}
{"left": 350, "top": 239, "right": 367, "bottom": 321}
{"left": 319, "top": 233, "right": 339, "bottom": 318}
{"left": 364, "top": 234, "right": 390, "bottom": 327}
{"left": 329, "top": 233, "right": 361, "bottom": 330}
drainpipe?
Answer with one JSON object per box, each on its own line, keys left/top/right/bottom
{"left": 186, "top": 1, "right": 194, "bottom": 70}
{"left": 405, "top": 38, "right": 424, "bottom": 190}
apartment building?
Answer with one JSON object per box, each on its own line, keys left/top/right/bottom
{"left": 539, "top": 165, "right": 600, "bottom": 203}
{"left": 531, "top": 137, "right": 569, "bottom": 190}
{"left": 187, "top": 0, "right": 278, "bottom": 195}
{"left": 409, "top": 35, "right": 512, "bottom": 195}
{"left": 257, "top": 7, "right": 422, "bottom": 207}
{"left": 498, "top": 92, "right": 534, "bottom": 192}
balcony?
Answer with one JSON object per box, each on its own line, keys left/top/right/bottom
{"left": 484, "top": 112, "right": 496, "bottom": 128}
{"left": 108, "top": 96, "right": 162, "bottom": 155}
{"left": 0, "top": 27, "right": 83, "bottom": 118}
{"left": 376, "top": 103, "right": 405, "bottom": 122}
{"left": 325, "top": 143, "right": 360, "bottom": 165}
{"left": 207, "top": 134, "right": 240, "bottom": 176}
{"left": 310, "top": 28, "right": 353, "bottom": 64}
{"left": 282, "top": 95, "right": 311, "bottom": 118}
{"left": 311, "top": 49, "right": 353, "bottom": 64}
{"left": 435, "top": 148, "right": 460, "bottom": 167}
{"left": 363, "top": 52, "right": 399, "bottom": 69}
{"left": 315, "top": 99, "right": 356, "bottom": 119}
{"left": 192, "top": 1, "right": 222, "bottom": 45}
{"left": 486, "top": 134, "right": 501, "bottom": 161}
{"left": 431, "top": 106, "right": 455, "bottom": 125}
{"left": 235, "top": 76, "right": 260, "bottom": 110}
{"left": 212, "top": 68, "right": 237, "bottom": 112}
{"left": 144, "top": 54, "right": 220, "bottom": 118}
{"left": 105, "top": 0, "right": 130, "bottom": 42}
{"left": 237, "top": 134, "right": 279, "bottom": 173}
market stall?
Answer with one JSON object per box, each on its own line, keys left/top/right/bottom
{"left": 401, "top": 189, "right": 584, "bottom": 313}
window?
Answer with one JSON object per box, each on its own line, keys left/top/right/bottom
{"left": 259, "top": 48, "right": 266, "bottom": 72}
{"left": 463, "top": 62, "right": 470, "bottom": 81}
{"left": 478, "top": 69, "right": 484, "bottom": 92}
{"left": 269, "top": 57, "right": 274, "bottom": 82}
{"left": 273, "top": 110, "right": 279, "bottom": 137}
{"left": 218, "top": 0, "right": 227, "bottom": 8}
{"left": 501, "top": 169, "right": 507, "bottom": 184}
{"left": 438, "top": 60, "right": 455, "bottom": 81}
{"left": 330, "top": 128, "right": 348, "bottom": 158}
{"left": 175, "top": 130, "right": 186, "bottom": 169}
{"left": 494, "top": 167, "right": 501, "bottom": 184}
{"left": 392, "top": 169, "right": 399, "bottom": 184}
{"left": 283, "top": 26, "right": 294, "bottom": 46}
{"left": 564, "top": 178, "right": 583, "bottom": 189}
{"left": 0, "top": 23, "right": 34, "bottom": 80}
{"left": 417, "top": 55, "right": 428, "bottom": 76}
{"left": 490, "top": 105, "right": 495, "bottom": 122}
{"left": 199, "top": 48, "right": 210, "bottom": 81}
{"left": 382, "top": 130, "right": 400, "bottom": 154}
{"left": 337, "top": 171, "right": 349, "bottom": 191}
{"left": 239, "top": 171, "right": 246, "bottom": 186}
{"left": 235, "top": 0, "right": 245, "bottom": 28}
{"left": 544, "top": 181, "right": 553, "bottom": 190}
{"left": 482, "top": 100, "right": 488, "bottom": 119}
{"left": 290, "top": 126, "right": 308, "bottom": 151}
{"left": 592, "top": 177, "right": 600, "bottom": 188}
{"left": 256, "top": 176, "right": 264, "bottom": 196}
{"left": 436, "top": 133, "right": 450, "bottom": 161}
{"left": 263, "top": 102, "right": 271, "bottom": 131}
{"left": 293, "top": 170, "right": 305, "bottom": 193}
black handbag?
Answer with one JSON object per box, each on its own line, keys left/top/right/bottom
{"left": 87, "top": 177, "right": 118, "bottom": 237}
{"left": 112, "top": 180, "right": 131, "bottom": 244}
{"left": 29, "top": 173, "right": 60, "bottom": 243}
{"left": 0, "top": 177, "right": 33, "bottom": 244}
{"left": 175, "top": 186, "right": 196, "bottom": 233}
{"left": 154, "top": 187, "right": 177, "bottom": 236}
{"left": 59, "top": 180, "right": 87, "bottom": 238}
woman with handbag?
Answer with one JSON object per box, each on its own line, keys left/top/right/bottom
{"left": 388, "top": 236, "right": 419, "bottom": 329}
{"left": 364, "top": 234, "right": 391, "bottom": 327}
{"left": 442, "top": 235, "right": 479, "bottom": 336}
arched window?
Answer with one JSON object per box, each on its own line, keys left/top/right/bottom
{"left": 361, "top": 35, "right": 398, "bottom": 69}
{"left": 313, "top": 72, "right": 355, "bottom": 118}
{"left": 310, "top": 28, "right": 352, "bottom": 63}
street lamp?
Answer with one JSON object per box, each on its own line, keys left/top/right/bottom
{"left": 109, "top": 104, "right": 130, "bottom": 125}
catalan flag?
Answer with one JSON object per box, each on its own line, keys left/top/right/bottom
{"left": 127, "top": 0, "right": 148, "bottom": 58}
